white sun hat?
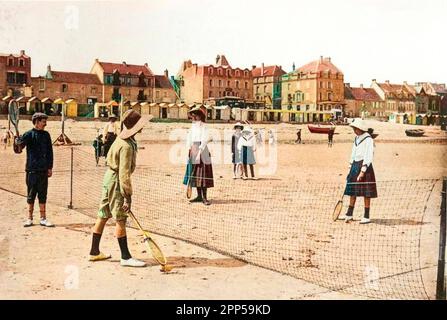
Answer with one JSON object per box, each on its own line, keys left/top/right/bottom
{"left": 349, "top": 118, "right": 369, "bottom": 132}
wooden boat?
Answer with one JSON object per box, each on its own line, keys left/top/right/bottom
{"left": 405, "top": 129, "right": 425, "bottom": 137}
{"left": 308, "top": 124, "right": 335, "bottom": 134}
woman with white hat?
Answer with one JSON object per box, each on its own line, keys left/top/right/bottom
{"left": 231, "top": 122, "right": 244, "bottom": 179}
{"left": 237, "top": 126, "right": 258, "bottom": 180}
{"left": 343, "top": 118, "right": 378, "bottom": 224}
{"left": 183, "top": 105, "right": 214, "bottom": 205}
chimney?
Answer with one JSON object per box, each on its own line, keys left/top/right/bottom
{"left": 261, "top": 63, "right": 264, "bottom": 75}
{"left": 345, "top": 83, "right": 351, "bottom": 88}
{"left": 292, "top": 62, "right": 295, "bottom": 71}
{"left": 20, "top": 50, "right": 25, "bottom": 56}
{"left": 403, "top": 81, "right": 408, "bottom": 85}
{"left": 95, "top": 58, "right": 99, "bottom": 63}
{"left": 122, "top": 61, "right": 127, "bottom": 66}
{"left": 372, "top": 79, "right": 376, "bottom": 82}
{"left": 252, "top": 65, "right": 256, "bottom": 70}
{"left": 216, "top": 55, "right": 220, "bottom": 64}
{"left": 144, "top": 63, "right": 148, "bottom": 67}
{"left": 47, "top": 64, "right": 51, "bottom": 72}
{"left": 164, "top": 69, "right": 169, "bottom": 78}
{"left": 360, "top": 84, "right": 364, "bottom": 89}
{"left": 327, "top": 57, "right": 331, "bottom": 62}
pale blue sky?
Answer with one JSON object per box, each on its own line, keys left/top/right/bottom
{"left": 0, "top": 0, "right": 445, "bottom": 86}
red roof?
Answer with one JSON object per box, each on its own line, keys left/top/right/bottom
{"left": 298, "top": 57, "right": 343, "bottom": 75}
{"left": 252, "top": 65, "right": 286, "bottom": 77}
{"left": 99, "top": 61, "right": 153, "bottom": 76}
{"left": 349, "top": 87, "right": 382, "bottom": 102}
{"left": 50, "top": 71, "right": 101, "bottom": 85}
{"left": 154, "top": 75, "right": 173, "bottom": 89}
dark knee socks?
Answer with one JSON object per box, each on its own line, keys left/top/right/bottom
{"left": 364, "top": 207, "right": 370, "bottom": 219}
{"left": 202, "top": 188, "right": 207, "bottom": 200}
{"left": 346, "top": 206, "right": 354, "bottom": 217}
{"left": 90, "top": 232, "right": 102, "bottom": 256}
{"left": 118, "top": 236, "right": 132, "bottom": 260}
{"left": 249, "top": 165, "right": 255, "bottom": 177}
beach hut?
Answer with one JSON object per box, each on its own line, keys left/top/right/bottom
{"left": 204, "top": 104, "right": 213, "bottom": 120}
{"left": 130, "top": 101, "right": 141, "bottom": 114}
{"left": 213, "top": 105, "right": 231, "bottom": 121}
{"left": 140, "top": 102, "right": 150, "bottom": 115}
{"left": 65, "top": 99, "right": 78, "bottom": 117}
{"left": 27, "top": 97, "right": 42, "bottom": 113}
{"left": 167, "top": 103, "right": 179, "bottom": 119}
{"left": 107, "top": 100, "right": 120, "bottom": 117}
{"left": 15, "top": 96, "right": 30, "bottom": 114}
{"left": 159, "top": 103, "right": 168, "bottom": 118}
{"left": 149, "top": 103, "right": 160, "bottom": 118}
{"left": 41, "top": 97, "right": 54, "bottom": 115}
{"left": 53, "top": 98, "right": 66, "bottom": 116}
{"left": 178, "top": 103, "right": 189, "bottom": 119}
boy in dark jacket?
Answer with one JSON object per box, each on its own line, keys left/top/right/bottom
{"left": 15, "top": 112, "right": 54, "bottom": 227}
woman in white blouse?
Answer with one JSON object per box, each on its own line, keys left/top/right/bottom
{"left": 183, "top": 105, "right": 213, "bottom": 205}
{"left": 237, "top": 127, "right": 258, "bottom": 180}
{"left": 343, "top": 118, "right": 378, "bottom": 224}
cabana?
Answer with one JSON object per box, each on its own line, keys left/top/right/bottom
{"left": 15, "top": 96, "right": 30, "bottom": 114}
{"left": 27, "top": 97, "right": 42, "bottom": 113}
{"left": 178, "top": 103, "right": 189, "bottom": 119}
{"left": 212, "top": 105, "right": 231, "bottom": 120}
{"left": 140, "top": 102, "right": 150, "bottom": 115}
{"left": 159, "top": 103, "right": 168, "bottom": 118}
{"left": 65, "top": 98, "right": 78, "bottom": 117}
{"left": 167, "top": 103, "right": 179, "bottom": 119}
{"left": 149, "top": 103, "right": 160, "bottom": 118}
{"left": 41, "top": 97, "right": 54, "bottom": 115}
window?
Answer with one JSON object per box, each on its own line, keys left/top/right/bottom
{"left": 287, "top": 84, "right": 291, "bottom": 91}
{"left": 328, "top": 93, "right": 332, "bottom": 101}
{"left": 208, "top": 67, "right": 213, "bottom": 75}
{"left": 39, "top": 79, "right": 45, "bottom": 91}
{"left": 264, "top": 85, "right": 267, "bottom": 93}
{"left": 219, "top": 80, "right": 222, "bottom": 87}
{"left": 105, "top": 75, "right": 113, "bottom": 84}
{"left": 19, "top": 59, "right": 25, "bottom": 67}
{"left": 209, "top": 79, "right": 213, "bottom": 87}
{"left": 227, "top": 80, "right": 230, "bottom": 87}
{"left": 236, "top": 70, "right": 240, "bottom": 77}
{"left": 16, "top": 73, "right": 26, "bottom": 84}
{"left": 156, "top": 91, "right": 160, "bottom": 98}
{"left": 245, "top": 82, "right": 248, "bottom": 89}
{"left": 319, "top": 92, "right": 323, "bottom": 101}
{"left": 227, "top": 69, "right": 231, "bottom": 77}
{"left": 328, "top": 82, "right": 332, "bottom": 89}
{"left": 218, "top": 69, "right": 222, "bottom": 76}
{"left": 91, "top": 87, "right": 97, "bottom": 94}
{"left": 236, "top": 80, "right": 239, "bottom": 88}
{"left": 164, "top": 92, "right": 167, "bottom": 98}
{"left": 62, "top": 84, "right": 68, "bottom": 92}
{"left": 127, "top": 77, "right": 131, "bottom": 85}
{"left": 256, "top": 86, "right": 259, "bottom": 94}
{"left": 209, "top": 91, "right": 213, "bottom": 97}
{"left": 320, "top": 81, "right": 323, "bottom": 88}
{"left": 244, "top": 71, "right": 248, "bottom": 77}
{"left": 7, "top": 58, "right": 13, "bottom": 66}
{"left": 7, "top": 72, "right": 15, "bottom": 84}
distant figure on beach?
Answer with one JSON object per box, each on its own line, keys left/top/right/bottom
{"left": 328, "top": 130, "right": 334, "bottom": 147}
{"left": 268, "top": 129, "right": 275, "bottom": 145}
{"left": 231, "top": 122, "right": 244, "bottom": 179}
{"left": 295, "top": 129, "right": 302, "bottom": 144}
{"left": 238, "top": 127, "right": 258, "bottom": 180}
{"left": 102, "top": 114, "right": 119, "bottom": 158}
{"left": 342, "top": 118, "right": 378, "bottom": 225}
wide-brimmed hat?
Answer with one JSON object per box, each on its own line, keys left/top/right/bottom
{"left": 234, "top": 122, "right": 244, "bottom": 130}
{"left": 188, "top": 105, "right": 207, "bottom": 121}
{"left": 349, "top": 118, "right": 369, "bottom": 132}
{"left": 119, "top": 110, "right": 146, "bottom": 139}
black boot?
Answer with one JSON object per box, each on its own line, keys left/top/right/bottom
{"left": 190, "top": 187, "right": 203, "bottom": 203}
{"left": 202, "top": 188, "right": 211, "bottom": 206}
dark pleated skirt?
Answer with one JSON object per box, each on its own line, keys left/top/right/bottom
{"left": 344, "top": 160, "right": 378, "bottom": 198}
{"left": 183, "top": 142, "right": 214, "bottom": 188}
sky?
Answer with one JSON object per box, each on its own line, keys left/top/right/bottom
{"left": 0, "top": 0, "right": 446, "bottom": 86}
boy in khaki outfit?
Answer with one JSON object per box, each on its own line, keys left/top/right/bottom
{"left": 89, "top": 110, "right": 148, "bottom": 267}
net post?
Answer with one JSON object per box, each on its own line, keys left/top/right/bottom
{"left": 436, "top": 177, "right": 447, "bottom": 300}
{"left": 68, "top": 147, "right": 74, "bottom": 209}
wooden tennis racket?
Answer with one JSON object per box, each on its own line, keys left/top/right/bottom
{"left": 127, "top": 210, "right": 172, "bottom": 272}
{"left": 8, "top": 100, "right": 19, "bottom": 137}
{"left": 332, "top": 195, "right": 344, "bottom": 221}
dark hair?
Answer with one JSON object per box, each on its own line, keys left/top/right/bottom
{"left": 32, "top": 116, "right": 46, "bottom": 124}
{"left": 367, "top": 128, "right": 374, "bottom": 135}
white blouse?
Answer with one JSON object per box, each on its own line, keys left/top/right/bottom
{"left": 237, "top": 134, "right": 256, "bottom": 151}
{"left": 186, "top": 121, "right": 209, "bottom": 151}
{"left": 349, "top": 132, "right": 374, "bottom": 172}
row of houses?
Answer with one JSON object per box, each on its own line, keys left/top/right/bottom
{"left": 1, "top": 50, "right": 446, "bottom": 124}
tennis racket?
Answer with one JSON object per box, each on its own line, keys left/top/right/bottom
{"left": 8, "top": 100, "right": 19, "bottom": 137}
{"left": 332, "top": 195, "right": 344, "bottom": 221}
{"left": 127, "top": 210, "right": 172, "bottom": 272}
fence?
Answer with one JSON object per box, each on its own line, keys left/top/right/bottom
{"left": 0, "top": 147, "right": 444, "bottom": 300}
